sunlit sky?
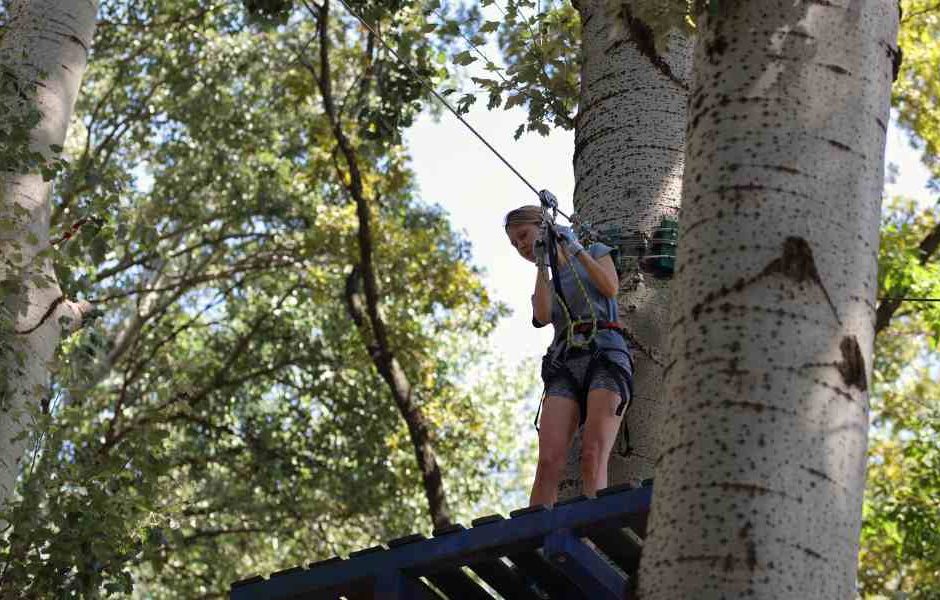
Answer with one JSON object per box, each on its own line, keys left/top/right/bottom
{"left": 405, "top": 105, "right": 936, "bottom": 367}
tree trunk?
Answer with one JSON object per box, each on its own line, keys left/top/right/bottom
{"left": 639, "top": 2, "right": 899, "bottom": 598}
{"left": 0, "top": 0, "right": 97, "bottom": 507}
{"left": 561, "top": 0, "right": 691, "bottom": 497}
{"left": 307, "top": 0, "right": 453, "bottom": 530}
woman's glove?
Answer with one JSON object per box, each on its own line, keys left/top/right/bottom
{"left": 533, "top": 219, "right": 550, "bottom": 268}
{"left": 534, "top": 238, "right": 546, "bottom": 269}
{"left": 555, "top": 225, "right": 584, "bottom": 256}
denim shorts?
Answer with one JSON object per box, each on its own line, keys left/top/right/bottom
{"left": 535, "top": 344, "right": 633, "bottom": 442}
{"left": 545, "top": 352, "right": 625, "bottom": 399}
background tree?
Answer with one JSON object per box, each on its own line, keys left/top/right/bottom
{"left": 641, "top": 2, "right": 900, "bottom": 598}
{"left": 0, "top": 1, "right": 536, "bottom": 596}
{"left": 857, "top": 1, "right": 940, "bottom": 595}
{"left": 861, "top": 201, "right": 940, "bottom": 597}
{"left": 491, "top": 1, "right": 939, "bottom": 593}
{"left": 0, "top": 0, "right": 98, "bottom": 509}
{"left": 566, "top": 0, "right": 691, "bottom": 490}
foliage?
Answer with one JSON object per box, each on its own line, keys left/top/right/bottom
{"left": 894, "top": 0, "right": 940, "bottom": 184}
{"left": 476, "top": 0, "right": 580, "bottom": 138}
{"left": 0, "top": 1, "right": 537, "bottom": 597}
{"left": 861, "top": 390, "right": 940, "bottom": 598}
{"left": 857, "top": 3, "right": 940, "bottom": 595}
{"left": 877, "top": 201, "right": 940, "bottom": 345}
{"left": 862, "top": 199, "right": 940, "bottom": 599}
{"left": 476, "top": 0, "right": 693, "bottom": 139}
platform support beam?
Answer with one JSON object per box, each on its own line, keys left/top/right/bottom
{"left": 374, "top": 570, "right": 432, "bottom": 600}
{"left": 543, "top": 529, "right": 627, "bottom": 600}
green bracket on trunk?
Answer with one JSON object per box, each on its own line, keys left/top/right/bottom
{"left": 640, "top": 217, "right": 678, "bottom": 278}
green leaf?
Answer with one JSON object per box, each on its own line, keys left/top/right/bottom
{"left": 453, "top": 51, "right": 478, "bottom": 66}
{"left": 504, "top": 93, "right": 527, "bottom": 109}
{"left": 479, "top": 20, "right": 500, "bottom": 34}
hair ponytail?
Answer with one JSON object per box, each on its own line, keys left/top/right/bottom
{"left": 504, "top": 205, "right": 542, "bottom": 231}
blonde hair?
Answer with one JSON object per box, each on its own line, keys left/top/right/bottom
{"left": 504, "top": 205, "right": 542, "bottom": 231}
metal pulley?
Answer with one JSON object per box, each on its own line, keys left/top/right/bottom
{"left": 538, "top": 189, "right": 559, "bottom": 211}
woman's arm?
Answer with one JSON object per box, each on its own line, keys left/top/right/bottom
{"left": 532, "top": 264, "right": 553, "bottom": 325}
{"left": 561, "top": 244, "right": 619, "bottom": 298}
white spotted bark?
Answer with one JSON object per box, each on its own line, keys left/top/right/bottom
{"left": 639, "top": 2, "right": 899, "bottom": 598}
{"left": 0, "top": 0, "right": 98, "bottom": 507}
{"left": 560, "top": 0, "right": 692, "bottom": 497}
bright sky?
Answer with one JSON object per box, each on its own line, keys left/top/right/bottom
{"left": 405, "top": 105, "right": 572, "bottom": 363}
{"left": 405, "top": 105, "right": 936, "bottom": 366}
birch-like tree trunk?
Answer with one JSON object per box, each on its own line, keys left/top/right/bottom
{"left": 561, "top": 0, "right": 691, "bottom": 496}
{"left": 0, "top": 0, "right": 97, "bottom": 506}
{"left": 639, "top": 2, "right": 899, "bottom": 597}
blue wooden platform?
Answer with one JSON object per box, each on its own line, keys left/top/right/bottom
{"left": 230, "top": 482, "right": 651, "bottom": 600}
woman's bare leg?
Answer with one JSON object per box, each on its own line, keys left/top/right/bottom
{"left": 580, "top": 388, "right": 625, "bottom": 497}
{"left": 529, "top": 395, "right": 579, "bottom": 506}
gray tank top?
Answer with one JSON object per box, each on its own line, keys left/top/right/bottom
{"left": 540, "top": 242, "right": 631, "bottom": 365}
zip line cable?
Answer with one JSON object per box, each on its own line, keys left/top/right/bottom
{"left": 333, "top": 0, "right": 575, "bottom": 221}
{"left": 333, "top": 0, "right": 935, "bottom": 305}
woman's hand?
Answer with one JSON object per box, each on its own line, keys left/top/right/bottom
{"left": 534, "top": 237, "right": 546, "bottom": 269}
{"left": 558, "top": 239, "right": 619, "bottom": 299}
{"left": 554, "top": 226, "right": 585, "bottom": 256}
{"left": 532, "top": 228, "right": 553, "bottom": 324}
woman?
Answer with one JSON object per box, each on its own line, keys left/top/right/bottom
{"left": 505, "top": 205, "right": 634, "bottom": 506}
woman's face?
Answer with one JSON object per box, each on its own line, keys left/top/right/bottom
{"left": 506, "top": 222, "right": 539, "bottom": 263}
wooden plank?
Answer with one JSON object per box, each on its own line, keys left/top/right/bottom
{"left": 582, "top": 526, "right": 643, "bottom": 577}
{"left": 466, "top": 558, "right": 542, "bottom": 600}
{"left": 374, "top": 570, "right": 439, "bottom": 600}
{"left": 229, "top": 487, "right": 651, "bottom": 600}
{"left": 388, "top": 534, "right": 427, "bottom": 548}
{"left": 432, "top": 523, "right": 466, "bottom": 537}
{"left": 308, "top": 556, "right": 343, "bottom": 569}
{"left": 597, "top": 482, "right": 635, "bottom": 497}
{"left": 424, "top": 568, "right": 493, "bottom": 600}
{"left": 505, "top": 550, "right": 580, "bottom": 599}
{"left": 351, "top": 545, "right": 387, "bottom": 558}
{"left": 428, "top": 522, "right": 510, "bottom": 571}
{"left": 508, "top": 505, "right": 549, "bottom": 519}
{"left": 621, "top": 510, "right": 648, "bottom": 539}
{"left": 282, "top": 579, "right": 369, "bottom": 600}
{"left": 470, "top": 514, "right": 505, "bottom": 527}
{"left": 543, "top": 529, "right": 626, "bottom": 600}
{"left": 231, "top": 575, "right": 265, "bottom": 589}
{"left": 465, "top": 514, "right": 542, "bottom": 600}
{"left": 269, "top": 566, "right": 304, "bottom": 580}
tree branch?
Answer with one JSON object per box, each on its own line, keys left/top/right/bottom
{"left": 875, "top": 220, "right": 940, "bottom": 334}
{"left": 617, "top": 5, "right": 688, "bottom": 91}
{"left": 307, "top": 1, "right": 453, "bottom": 530}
